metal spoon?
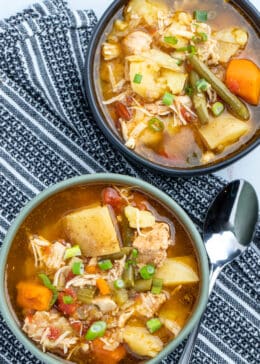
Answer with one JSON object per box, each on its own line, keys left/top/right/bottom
{"left": 179, "top": 179, "right": 259, "bottom": 364}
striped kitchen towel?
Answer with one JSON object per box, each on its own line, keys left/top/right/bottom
{"left": 0, "top": 0, "right": 259, "bottom": 363}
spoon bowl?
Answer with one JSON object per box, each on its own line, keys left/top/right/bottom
{"left": 179, "top": 179, "right": 259, "bottom": 363}
{"left": 204, "top": 179, "right": 259, "bottom": 269}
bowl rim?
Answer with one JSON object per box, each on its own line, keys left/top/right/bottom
{"left": 84, "top": 0, "right": 260, "bottom": 177}
{"left": 0, "top": 173, "right": 209, "bottom": 364}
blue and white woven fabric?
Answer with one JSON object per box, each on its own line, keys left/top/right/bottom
{"left": 0, "top": 1, "right": 259, "bottom": 363}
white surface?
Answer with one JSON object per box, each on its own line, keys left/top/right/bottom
{"left": 0, "top": 0, "right": 259, "bottom": 197}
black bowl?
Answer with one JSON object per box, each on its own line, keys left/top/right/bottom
{"left": 85, "top": 0, "right": 260, "bottom": 177}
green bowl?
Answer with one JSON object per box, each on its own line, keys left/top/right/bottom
{"left": 0, "top": 173, "right": 209, "bottom": 364}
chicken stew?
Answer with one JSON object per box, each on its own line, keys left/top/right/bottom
{"left": 6, "top": 184, "right": 200, "bottom": 363}
{"left": 99, "top": 0, "right": 260, "bottom": 168}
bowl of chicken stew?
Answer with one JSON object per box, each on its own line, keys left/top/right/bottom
{"left": 85, "top": 0, "right": 260, "bottom": 176}
{"left": 0, "top": 174, "right": 209, "bottom": 364}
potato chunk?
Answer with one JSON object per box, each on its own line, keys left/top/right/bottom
{"left": 124, "top": 205, "right": 155, "bottom": 229}
{"left": 123, "top": 326, "right": 163, "bottom": 357}
{"left": 161, "top": 69, "right": 187, "bottom": 94}
{"left": 63, "top": 206, "right": 120, "bottom": 257}
{"left": 125, "top": 0, "right": 169, "bottom": 26}
{"left": 199, "top": 114, "right": 249, "bottom": 150}
{"left": 129, "top": 60, "right": 165, "bottom": 100}
{"left": 155, "top": 256, "right": 199, "bottom": 286}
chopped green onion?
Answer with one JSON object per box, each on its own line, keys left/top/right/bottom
{"left": 176, "top": 45, "right": 196, "bottom": 55}
{"left": 133, "top": 73, "right": 142, "bottom": 84}
{"left": 114, "top": 279, "right": 125, "bottom": 290}
{"left": 194, "top": 10, "right": 208, "bottom": 22}
{"left": 140, "top": 264, "right": 155, "bottom": 280}
{"left": 151, "top": 278, "right": 163, "bottom": 295}
{"left": 38, "top": 273, "right": 58, "bottom": 306}
{"left": 185, "top": 86, "right": 193, "bottom": 96}
{"left": 64, "top": 245, "right": 82, "bottom": 260}
{"left": 72, "top": 261, "right": 84, "bottom": 275}
{"left": 196, "top": 78, "right": 210, "bottom": 92}
{"left": 199, "top": 32, "right": 208, "bottom": 41}
{"left": 187, "top": 45, "right": 197, "bottom": 55}
{"left": 176, "top": 46, "right": 188, "bottom": 52}
{"left": 148, "top": 118, "right": 164, "bottom": 132}
{"left": 211, "top": 101, "right": 225, "bottom": 116}
{"left": 132, "top": 248, "right": 139, "bottom": 259}
{"left": 176, "top": 59, "right": 183, "bottom": 66}
{"left": 164, "top": 36, "right": 178, "bottom": 45}
{"left": 38, "top": 273, "right": 53, "bottom": 289}
{"left": 162, "top": 92, "right": 174, "bottom": 106}
{"left": 77, "top": 287, "right": 96, "bottom": 304}
{"left": 192, "top": 33, "right": 208, "bottom": 43}
{"left": 85, "top": 321, "right": 107, "bottom": 341}
{"left": 63, "top": 295, "right": 73, "bottom": 304}
{"left": 98, "top": 259, "right": 113, "bottom": 271}
{"left": 146, "top": 318, "right": 162, "bottom": 333}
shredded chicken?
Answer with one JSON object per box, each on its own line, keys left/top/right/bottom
{"left": 144, "top": 101, "right": 171, "bottom": 116}
{"left": 135, "top": 292, "right": 168, "bottom": 318}
{"left": 100, "top": 328, "right": 124, "bottom": 351}
{"left": 107, "top": 255, "right": 127, "bottom": 281}
{"left": 53, "top": 266, "right": 71, "bottom": 288}
{"left": 133, "top": 222, "right": 173, "bottom": 267}
{"left": 29, "top": 235, "right": 66, "bottom": 271}
{"left": 118, "top": 308, "right": 135, "bottom": 328}
{"left": 123, "top": 31, "right": 152, "bottom": 55}
{"left": 66, "top": 274, "right": 101, "bottom": 288}
{"left": 160, "top": 318, "right": 181, "bottom": 336}
{"left": 23, "top": 311, "right": 78, "bottom": 354}
{"left": 125, "top": 122, "right": 147, "bottom": 149}
{"left": 93, "top": 297, "right": 118, "bottom": 313}
{"left": 102, "top": 92, "right": 127, "bottom": 105}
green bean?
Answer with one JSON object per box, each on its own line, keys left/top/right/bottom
{"left": 190, "top": 70, "right": 209, "bottom": 125}
{"left": 189, "top": 55, "right": 250, "bottom": 121}
{"left": 134, "top": 279, "right": 152, "bottom": 292}
{"left": 123, "top": 265, "right": 135, "bottom": 288}
{"left": 102, "top": 247, "right": 132, "bottom": 260}
{"left": 121, "top": 214, "right": 135, "bottom": 247}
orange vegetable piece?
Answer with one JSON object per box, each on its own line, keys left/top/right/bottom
{"left": 96, "top": 278, "right": 111, "bottom": 295}
{"left": 85, "top": 265, "right": 98, "bottom": 274}
{"left": 16, "top": 281, "right": 53, "bottom": 311}
{"left": 92, "top": 339, "right": 126, "bottom": 364}
{"left": 226, "top": 59, "right": 260, "bottom": 105}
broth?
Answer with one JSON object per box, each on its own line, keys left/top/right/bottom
{"left": 6, "top": 184, "right": 200, "bottom": 363}
{"left": 99, "top": 0, "right": 260, "bottom": 168}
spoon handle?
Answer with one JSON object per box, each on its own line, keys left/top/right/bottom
{"left": 178, "top": 266, "right": 222, "bottom": 364}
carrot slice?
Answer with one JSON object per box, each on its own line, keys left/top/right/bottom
{"left": 16, "top": 281, "right": 52, "bottom": 311}
{"left": 85, "top": 265, "right": 98, "bottom": 274}
{"left": 96, "top": 278, "right": 111, "bottom": 295}
{"left": 226, "top": 59, "right": 260, "bottom": 105}
{"left": 92, "top": 339, "right": 126, "bottom": 364}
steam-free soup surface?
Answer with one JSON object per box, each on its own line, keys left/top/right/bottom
{"left": 6, "top": 184, "right": 200, "bottom": 363}
{"left": 99, "top": 0, "right": 260, "bottom": 168}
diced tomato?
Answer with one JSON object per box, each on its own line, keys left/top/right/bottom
{"left": 102, "top": 187, "right": 123, "bottom": 212}
{"left": 181, "top": 107, "right": 195, "bottom": 123}
{"left": 70, "top": 321, "right": 82, "bottom": 335}
{"left": 57, "top": 289, "right": 77, "bottom": 316}
{"left": 147, "top": 26, "right": 157, "bottom": 36}
{"left": 132, "top": 192, "right": 147, "bottom": 211}
{"left": 114, "top": 102, "right": 131, "bottom": 121}
{"left": 66, "top": 270, "right": 75, "bottom": 283}
{"left": 48, "top": 327, "right": 61, "bottom": 341}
